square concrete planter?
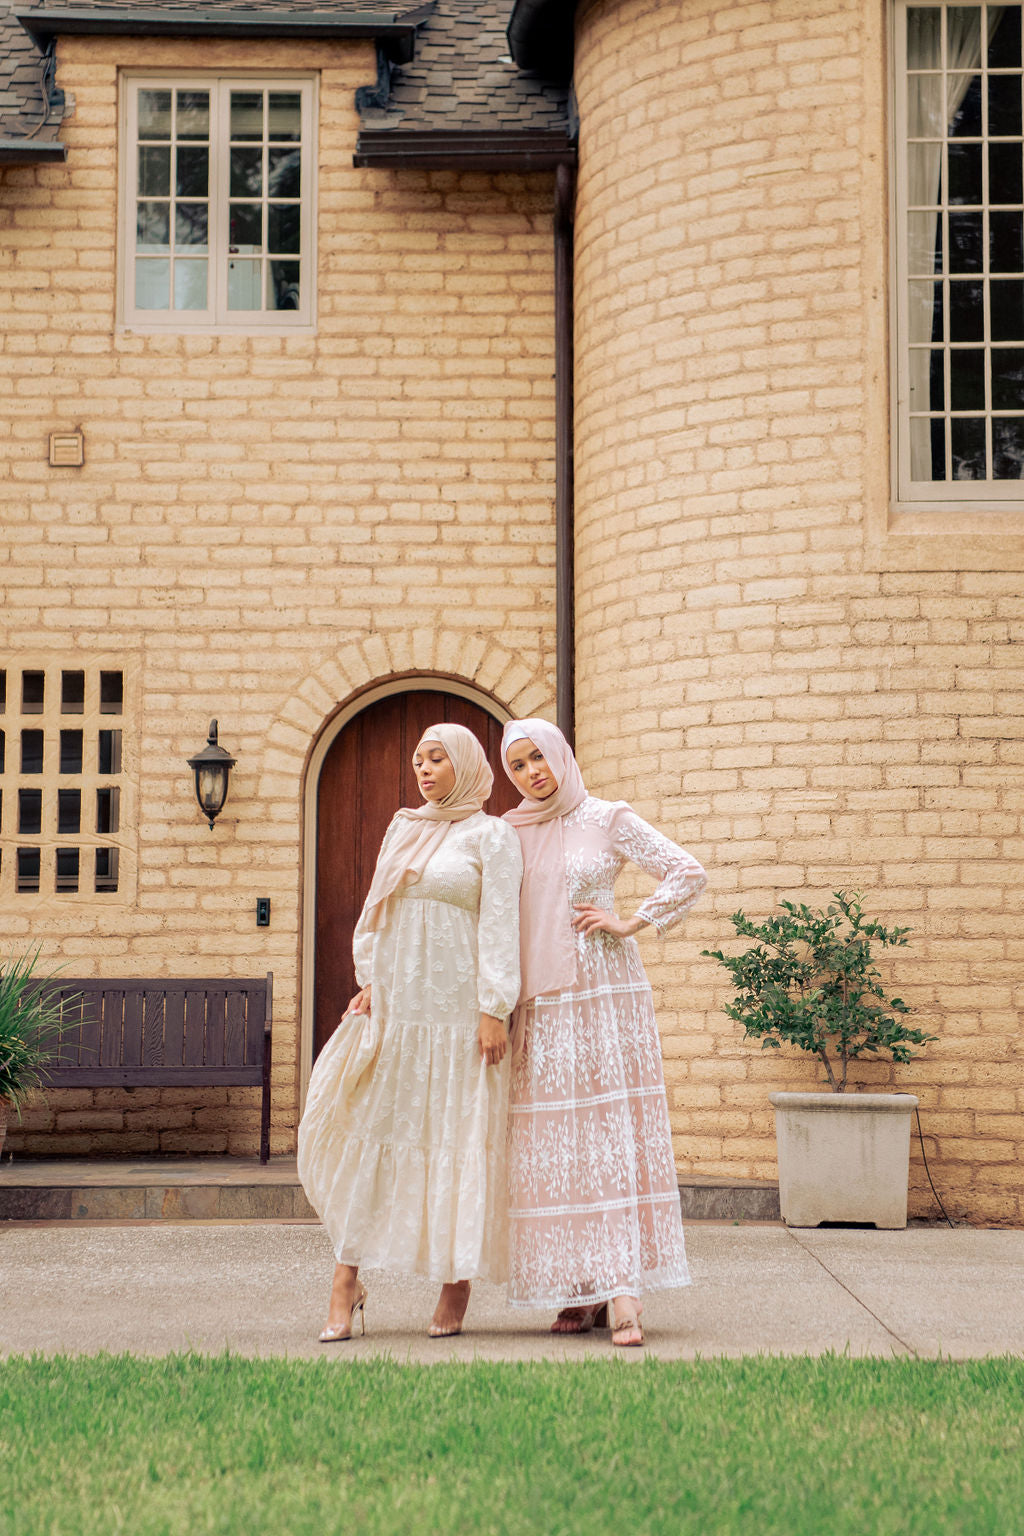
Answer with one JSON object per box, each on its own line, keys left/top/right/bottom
{"left": 769, "top": 1091, "right": 919, "bottom": 1228}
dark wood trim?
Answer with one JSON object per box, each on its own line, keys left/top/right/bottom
{"left": 43, "top": 976, "right": 271, "bottom": 992}
{"left": 354, "top": 128, "right": 576, "bottom": 172}
{"left": 18, "top": 4, "right": 434, "bottom": 51}
{"left": 555, "top": 159, "right": 576, "bottom": 747}
{"left": 42, "top": 1067, "right": 264, "bottom": 1087}
{"left": 0, "top": 137, "right": 67, "bottom": 163}
{"left": 260, "top": 970, "right": 273, "bottom": 1165}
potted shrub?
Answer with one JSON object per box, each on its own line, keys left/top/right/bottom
{"left": 704, "top": 891, "right": 935, "bottom": 1228}
{"left": 0, "top": 951, "right": 73, "bottom": 1158}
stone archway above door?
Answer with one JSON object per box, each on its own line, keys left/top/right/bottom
{"left": 259, "top": 627, "right": 554, "bottom": 806}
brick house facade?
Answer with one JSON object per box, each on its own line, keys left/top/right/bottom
{"left": 2, "top": 0, "right": 1022, "bottom": 1223}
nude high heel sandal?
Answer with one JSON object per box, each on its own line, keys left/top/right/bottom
{"left": 319, "top": 1284, "right": 367, "bottom": 1343}
{"left": 610, "top": 1306, "right": 644, "bottom": 1348}
{"left": 550, "top": 1303, "right": 609, "bottom": 1334}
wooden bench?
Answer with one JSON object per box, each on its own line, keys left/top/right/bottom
{"left": 37, "top": 974, "right": 273, "bottom": 1163}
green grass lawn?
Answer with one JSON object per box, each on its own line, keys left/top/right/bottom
{"left": 2, "top": 1354, "right": 1022, "bottom": 1536}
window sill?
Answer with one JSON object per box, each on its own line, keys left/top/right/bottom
{"left": 866, "top": 503, "right": 1024, "bottom": 569}
{"left": 118, "top": 322, "right": 317, "bottom": 338}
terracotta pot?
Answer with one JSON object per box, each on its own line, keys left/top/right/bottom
{"left": 769, "top": 1091, "right": 919, "bottom": 1229}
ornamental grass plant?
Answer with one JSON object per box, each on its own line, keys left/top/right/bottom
{"left": 704, "top": 890, "right": 935, "bottom": 1092}
{"left": 0, "top": 948, "right": 72, "bottom": 1118}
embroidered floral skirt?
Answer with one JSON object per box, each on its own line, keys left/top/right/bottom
{"left": 507, "top": 937, "right": 690, "bottom": 1308}
{"left": 298, "top": 896, "right": 511, "bottom": 1285}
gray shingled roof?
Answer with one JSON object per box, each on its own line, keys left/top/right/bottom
{"left": 358, "top": 0, "right": 568, "bottom": 136}
{"left": 1, "top": 0, "right": 432, "bottom": 148}
{"left": 1, "top": 0, "right": 568, "bottom": 157}
{"left": 0, "top": 2, "right": 61, "bottom": 140}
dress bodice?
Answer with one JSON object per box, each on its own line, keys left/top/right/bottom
{"left": 352, "top": 810, "right": 523, "bottom": 1019}
{"left": 560, "top": 797, "right": 706, "bottom": 934}
{"left": 395, "top": 813, "right": 492, "bottom": 916}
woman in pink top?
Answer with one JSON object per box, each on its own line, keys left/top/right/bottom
{"left": 502, "top": 719, "right": 706, "bottom": 1347}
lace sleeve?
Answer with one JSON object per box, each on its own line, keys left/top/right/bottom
{"left": 608, "top": 804, "right": 707, "bottom": 935}
{"left": 351, "top": 816, "right": 401, "bottom": 987}
{"left": 475, "top": 818, "right": 523, "bottom": 1019}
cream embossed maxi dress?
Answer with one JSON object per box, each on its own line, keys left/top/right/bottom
{"left": 299, "top": 726, "right": 522, "bottom": 1285}
{"left": 502, "top": 720, "right": 707, "bottom": 1311}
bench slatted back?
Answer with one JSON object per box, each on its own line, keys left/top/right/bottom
{"left": 38, "top": 978, "right": 271, "bottom": 1089}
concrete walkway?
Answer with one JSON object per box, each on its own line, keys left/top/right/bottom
{"left": 2, "top": 1222, "right": 1022, "bottom": 1362}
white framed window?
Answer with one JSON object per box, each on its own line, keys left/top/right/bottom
{"left": 894, "top": 1, "right": 1024, "bottom": 501}
{"left": 120, "top": 75, "right": 315, "bottom": 329}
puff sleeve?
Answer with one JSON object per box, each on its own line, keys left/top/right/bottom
{"left": 608, "top": 803, "right": 707, "bottom": 934}
{"left": 475, "top": 816, "right": 523, "bottom": 1019}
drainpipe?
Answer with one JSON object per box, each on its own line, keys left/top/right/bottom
{"left": 554, "top": 159, "right": 576, "bottom": 747}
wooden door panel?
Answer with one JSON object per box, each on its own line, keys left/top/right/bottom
{"left": 314, "top": 689, "right": 520, "bottom": 1061}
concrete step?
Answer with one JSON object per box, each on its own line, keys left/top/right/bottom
{"left": 678, "top": 1175, "right": 781, "bottom": 1222}
{"left": 0, "top": 1158, "right": 781, "bottom": 1224}
{"left": 0, "top": 1157, "right": 317, "bottom": 1222}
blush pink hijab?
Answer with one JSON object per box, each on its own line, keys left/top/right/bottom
{"left": 362, "top": 722, "right": 493, "bottom": 932}
{"left": 501, "top": 718, "right": 587, "bottom": 1002}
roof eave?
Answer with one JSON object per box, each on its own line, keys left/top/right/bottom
{"left": 0, "top": 135, "right": 67, "bottom": 163}
{"left": 17, "top": 3, "right": 435, "bottom": 58}
{"left": 354, "top": 128, "right": 576, "bottom": 171}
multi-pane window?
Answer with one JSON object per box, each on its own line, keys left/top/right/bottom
{"left": 122, "top": 76, "right": 314, "bottom": 328}
{"left": 0, "top": 667, "right": 126, "bottom": 897}
{"left": 895, "top": 2, "right": 1024, "bottom": 496}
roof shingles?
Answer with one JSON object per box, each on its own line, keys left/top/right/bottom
{"left": 0, "top": 3, "right": 60, "bottom": 139}
{"left": 0, "top": 0, "right": 569, "bottom": 154}
{"left": 359, "top": 0, "right": 568, "bottom": 135}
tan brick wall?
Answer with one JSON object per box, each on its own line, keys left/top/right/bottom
{"left": 0, "top": 34, "right": 558, "bottom": 1156}
{"left": 572, "top": 0, "right": 1024, "bottom": 1224}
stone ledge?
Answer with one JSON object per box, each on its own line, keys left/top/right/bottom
{"left": 0, "top": 1157, "right": 316, "bottom": 1221}
{"left": 0, "top": 1159, "right": 782, "bottom": 1224}
{"left": 679, "top": 1175, "right": 781, "bottom": 1223}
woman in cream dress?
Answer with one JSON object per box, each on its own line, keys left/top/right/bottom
{"left": 298, "top": 723, "right": 522, "bottom": 1340}
{"left": 502, "top": 719, "right": 706, "bottom": 1347}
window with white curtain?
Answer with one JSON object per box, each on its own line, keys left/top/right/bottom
{"left": 894, "top": 2, "right": 1024, "bottom": 498}
{"left": 120, "top": 76, "right": 315, "bottom": 329}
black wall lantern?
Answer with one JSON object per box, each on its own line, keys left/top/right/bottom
{"left": 187, "top": 719, "right": 237, "bottom": 830}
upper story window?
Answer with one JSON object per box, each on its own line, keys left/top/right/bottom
{"left": 894, "top": 2, "right": 1024, "bottom": 501}
{"left": 121, "top": 76, "right": 315, "bottom": 329}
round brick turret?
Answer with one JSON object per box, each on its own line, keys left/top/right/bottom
{"left": 569, "top": 0, "right": 1024, "bottom": 1224}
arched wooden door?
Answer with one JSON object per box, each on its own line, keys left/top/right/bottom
{"left": 313, "top": 689, "right": 520, "bottom": 1061}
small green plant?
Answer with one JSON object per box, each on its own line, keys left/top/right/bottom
{"left": 703, "top": 890, "right": 935, "bottom": 1092}
{"left": 0, "top": 949, "right": 73, "bottom": 1115}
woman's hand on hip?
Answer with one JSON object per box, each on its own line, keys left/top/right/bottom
{"left": 345, "top": 984, "right": 372, "bottom": 1021}
{"left": 571, "top": 905, "right": 645, "bottom": 939}
{"left": 478, "top": 1013, "right": 508, "bottom": 1067}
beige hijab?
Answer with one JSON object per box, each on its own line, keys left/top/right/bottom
{"left": 501, "top": 719, "right": 588, "bottom": 1002}
{"left": 361, "top": 722, "right": 493, "bottom": 932}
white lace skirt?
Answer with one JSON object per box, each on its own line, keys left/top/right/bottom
{"left": 507, "top": 939, "right": 690, "bottom": 1308}
{"left": 298, "top": 898, "right": 511, "bottom": 1284}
